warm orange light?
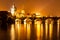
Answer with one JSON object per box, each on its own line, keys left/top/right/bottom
{"left": 10, "top": 5, "right": 16, "bottom": 16}
{"left": 11, "top": 24, "right": 15, "bottom": 40}
{"left": 57, "top": 20, "right": 60, "bottom": 37}
{"left": 35, "top": 12, "right": 41, "bottom": 17}
{"left": 21, "top": 10, "right": 25, "bottom": 14}
{"left": 36, "top": 21, "right": 40, "bottom": 37}
{"left": 36, "top": 13, "right": 40, "bottom": 15}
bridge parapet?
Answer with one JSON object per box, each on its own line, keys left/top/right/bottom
{"left": 15, "top": 16, "right": 60, "bottom": 23}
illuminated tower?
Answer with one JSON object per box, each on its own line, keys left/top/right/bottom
{"left": 10, "top": 4, "right": 16, "bottom": 16}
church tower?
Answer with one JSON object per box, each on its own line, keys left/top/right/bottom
{"left": 10, "top": 0, "right": 17, "bottom": 16}
{"left": 10, "top": 4, "right": 16, "bottom": 16}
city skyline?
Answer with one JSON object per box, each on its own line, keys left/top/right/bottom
{"left": 0, "top": 0, "right": 60, "bottom": 16}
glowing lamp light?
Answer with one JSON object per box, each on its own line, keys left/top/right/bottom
{"left": 21, "top": 10, "right": 25, "bottom": 14}
{"left": 36, "top": 12, "right": 40, "bottom": 15}
{"left": 36, "top": 12, "right": 41, "bottom": 17}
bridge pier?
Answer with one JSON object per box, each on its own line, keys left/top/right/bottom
{"left": 52, "top": 18, "right": 57, "bottom": 40}
{"left": 47, "top": 23, "right": 49, "bottom": 40}
{"left": 30, "top": 18, "right": 37, "bottom": 40}
{"left": 42, "top": 17, "right": 46, "bottom": 40}
{"left": 21, "top": 20, "right": 24, "bottom": 24}
{"left": 20, "top": 17, "right": 26, "bottom": 24}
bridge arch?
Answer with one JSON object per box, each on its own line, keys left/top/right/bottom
{"left": 45, "top": 19, "right": 53, "bottom": 38}
{"left": 34, "top": 19, "right": 43, "bottom": 37}
{"left": 24, "top": 18, "right": 32, "bottom": 24}
{"left": 34, "top": 19, "right": 42, "bottom": 24}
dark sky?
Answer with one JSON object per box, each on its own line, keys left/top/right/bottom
{"left": 0, "top": 0, "right": 60, "bottom": 16}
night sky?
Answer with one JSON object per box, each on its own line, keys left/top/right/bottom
{"left": 0, "top": 0, "right": 60, "bottom": 16}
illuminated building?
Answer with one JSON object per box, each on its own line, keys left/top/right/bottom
{"left": 10, "top": 4, "right": 17, "bottom": 16}
{"left": 20, "top": 9, "right": 25, "bottom": 17}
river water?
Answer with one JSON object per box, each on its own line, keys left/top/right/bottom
{"left": 0, "top": 19, "right": 60, "bottom": 40}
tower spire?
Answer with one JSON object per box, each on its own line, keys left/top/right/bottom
{"left": 10, "top": 0, "right": 17, "bottom": 16}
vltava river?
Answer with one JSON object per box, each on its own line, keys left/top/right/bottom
{"left": 0, "top": 19, "right": 59, "bottom": 40}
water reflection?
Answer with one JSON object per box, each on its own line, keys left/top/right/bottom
{"left": 24, "top": 19, "right": 27, "bottom": 33}
{"left": 24, "top": 18, "right": 32, "bottom": 40}
{"left": 15, "top": 19, "right": 21, "bottom": 40}
{"left": 9, "top": 19, "right": 59, "bottom": 40}
{"left": 34, "top": 19, "right": 43, "bottom": 40}
{"left": 40, "top": 24, "right": 43, "bottom": 40}
{"left": 57, "top": 20, "right": 59, "bottom": 40}
{"left": 45, "top": 20, "right": 48, "bottom": 39}
{"left": 27, "top": 24, "right": 31, "bottom": 40}
{"left": 36, "top": 21, "right": 41, "bottom": 40}
{"left": 10, "top": 24, "right": 15, "bottom": 40}
{"left": 45, "top": 19, "right": 53, "bottom": 40}
{"left": 49, "top": 22, "right": 53, "bottom": 40}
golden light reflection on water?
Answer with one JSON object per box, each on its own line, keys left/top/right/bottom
{"left": 27, "top": 24, "right": 31, "bottom": 40}
{"left": 37, "top": 21, "right": 40, "bottom": 37}
{"left": 45, "top": 20, "right": 53, "bottom": 39}
{"left": 34, "top": 20, "right": 43, "bottom": 40}
{"left": 40, "top": 24, "right": 43, "bottom": 39}
{"left": 15, "top": 19, "right": 21, "bottom": 40}
{"left": 10, "top": 19, "right": 59, "bottom": 40}
{"left": 11, "top": 24, "right": 15, "bottom": 40}
{"left": 45, "top": 20, "right": 48, "bottom": 39}
{"left": 49, "top": 22, "right": 53, "bottom": 39}
{"left": 35, "top": 21, "right": 41, "bottom": 40}
{"left": 24, "top": 19, "right": 32, "bottom": 40}
{"left": 24, "top": 19, "right": 27, "bottom": 33}
{"left": 57, "top": 20, "right": 59, "bottom": 38}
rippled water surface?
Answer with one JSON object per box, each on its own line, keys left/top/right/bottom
{"left": 0, "top": 19, "right": 60, "bottom": 40}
